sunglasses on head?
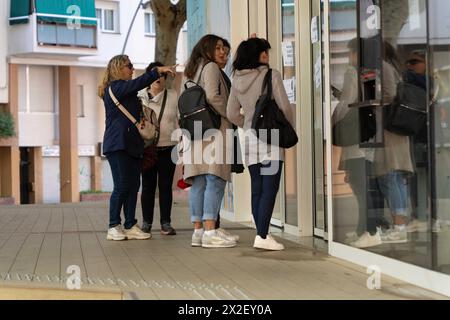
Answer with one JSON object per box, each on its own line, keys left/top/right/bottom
{"left": 125, "top": 63, "right": 134, "bottom": 69}
{"left": 406, "top": 59, "right": 425, "bottom": 65}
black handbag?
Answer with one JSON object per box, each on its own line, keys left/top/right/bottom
{"left": 178, "top": 63, "right": 221, "bottom": 140}
{"left": 332, "top": 106, "right": 376, "bottom": 147}
{"left": 251, "top": 69, "right": 298, "bottom": 149}
{"left": 385, "top": 81, "right": 427, "bottom": 137}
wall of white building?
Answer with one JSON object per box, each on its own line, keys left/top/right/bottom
{"left": 80, "top": 0, "right": 189, "bottom": 68}
{"left": 3, "top": 0, "right": 189, "bottom": 203}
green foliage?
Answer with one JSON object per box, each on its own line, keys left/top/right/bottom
{"left": 0, "top": 112, "right": 15, "bottom": 138}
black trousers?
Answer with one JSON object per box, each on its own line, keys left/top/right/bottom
{"left": 248, "top": 161, "right": 283, "bottom": 238}
{"left": 141, "top": 146, "right": 176, "bottom": 227}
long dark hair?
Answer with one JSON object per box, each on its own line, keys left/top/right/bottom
{"left": 184, "top": 34, "right": 222, "bottom": 79}
{"left": 233, "top": 38, "right": 271, "bottom": 71}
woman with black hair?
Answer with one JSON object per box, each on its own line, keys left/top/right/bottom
{"left": 139, "top": 61, "right": 179, "bottom": 237}
{"left": 227, "top": 37, "right": 294, "bottom": 251}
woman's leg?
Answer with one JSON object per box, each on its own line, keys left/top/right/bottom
{"left": 203, "top": 174, "right": 227, "bottom": 229}
{"left": 189, "top": 175, "right": 207, "bottom": 225}
{"left": 391, "top": 171, "right": 409, "bottom": 225}
{"left": 157, "top": 147, "right": 177, "bottom": 226}
{"left": 123, "top": 155, "right": 141, "bottom": 229}
{"left": 141, "top": 164, "right": 158, "bottom": 227}
{"left": 248, "top": 163, "right": 263, "bottom": 235}
{"left": 255, "top": 161, "right": 283, "bottom": 238}
{"left": 345, "top": 158, "right": 369, "bottom": 235}
{"left": 107, "top": 151, "right": 125, "bottom": 228}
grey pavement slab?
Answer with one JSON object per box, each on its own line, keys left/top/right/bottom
{"left": 0, "top": 200, "right": 447, "bottom": 300}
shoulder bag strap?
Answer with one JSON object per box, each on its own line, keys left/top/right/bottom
{"left": 196, "top": 62, "right": 211, "bottom": 84}
{"left": 266, "top": 69, "right": 273, "bottom": 97}
{"left": 108, "top": 86, "right": 139, "bottom": 126}
{"left": 157, "top": 89, "right": 168, "bottom": 124}
{"left": 261, "top": 68, "right": 273, "bottom": 95}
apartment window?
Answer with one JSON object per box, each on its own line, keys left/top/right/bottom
{"left": 144, "top": 12, "right": 156, "bottom": 36}
{"left": 95, "top": 9, "right": 102, "bottom": 30}
{"left": 96, "top": 2, "right": 119, "bottom": 33}
{"left": 103, "top": 9, "right": 115, "bottom": 31}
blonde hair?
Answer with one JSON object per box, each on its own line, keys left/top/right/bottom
{"left": 98, "top": 55, "right": 130, "bottom": 98}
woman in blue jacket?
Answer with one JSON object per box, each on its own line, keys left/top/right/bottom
{"left": 98, "top": 54, "right": 175, "bottom": 241}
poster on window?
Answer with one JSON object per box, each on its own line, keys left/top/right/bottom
{"left": 283, "top": 78, "right": 296, "bottom": 104}
{"left": 282, "top": 41, "right": 295, "bottom": 67}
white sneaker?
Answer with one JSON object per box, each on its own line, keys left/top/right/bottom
{"left": 191, "top": 230, "right": 204, "bottom": 247}
{"left": 381, "top": 227, "right": 407, "bottom": 244}
{"left": 124, "top": 225, "right": 152, "bottom": 240}
{"left": 350, "top": 231, "right": 382, "bottom": 248}
{"left": 201, "top": 230, "right": 237, "bottom": 248}
{"left": 107, "top": 225, "right": 126, "bottom": 241}
{"left": 344, "top": 231, "right": 359, "bottom": 244}
{"left": 216, "top": 228, "right": 240, "bottom": 242}
{"left": 253, "top": 235, "right": 284, "bottom": 251}
{"left": 406, "top": 219, "right": 428, "bottom": 233}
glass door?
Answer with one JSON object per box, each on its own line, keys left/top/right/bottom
{"left": 281, "top": 0, "right": 299, "bottom": 229}
{"left": 312, "top": 0, "right": 328, "bottom": 238}
{"left": 429, "top": 0, "right": 450, "bottom": 275}
{"left": 267, "top": 0, "right": 298, "bottom": 230}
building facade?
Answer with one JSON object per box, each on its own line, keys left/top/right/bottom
{"left": 0, "top": 0, "right": 188, "bottom": 204}
{"left": 228, "top": 0, "right": 450, "bottom": 297}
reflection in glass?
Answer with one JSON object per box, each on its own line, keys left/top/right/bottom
{"left": 430, "top": 0, "right": 450, "bottom": 275}
{"left": 328, "top": 0, "right": 450, "bottom": 274}
{"left": 281, "top": 0, "right": 298, "bottom": 227}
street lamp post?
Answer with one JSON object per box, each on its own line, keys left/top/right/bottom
{"left": 121, "top": 0, "right": 151, "bottom": 54}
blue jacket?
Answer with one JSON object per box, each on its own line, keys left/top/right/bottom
{"left": 102, "top": 69, "right": 159, "bottom": 158}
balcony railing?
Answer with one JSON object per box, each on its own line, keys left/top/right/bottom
{"left": 36, "top": 21, "right": 97, "bottom": 48}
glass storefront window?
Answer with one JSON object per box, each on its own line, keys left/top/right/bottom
{"left": 328, "top": 0, "right": 450, "bottom": 275}
{"left": 281, "top": 0, "right": 298, "bottom": 227}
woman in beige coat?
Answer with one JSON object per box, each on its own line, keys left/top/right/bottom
{"left": 373, "top": 47, "right": 414, "bottom": 244}
{"left": 182, "top": 34, "right": 235, "bottom": 249}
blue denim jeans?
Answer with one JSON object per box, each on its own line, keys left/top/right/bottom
{"left": 107, "top": 150, "right": 141, "bottom": 229}
{"left": 377, "top": 170, "right": 410, "bottom": 216}
{"left": 189, "top": 174, "right": 226, "bottom": 223}
{"left": 248, "top": 161, "right": 283, "bottom": 238}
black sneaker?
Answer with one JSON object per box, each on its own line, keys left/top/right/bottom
{"left": 141, "top": 222, "right": 151, "bottom": 234}
{"left": 161, "top": 224, "right": 176, "bottom": 235}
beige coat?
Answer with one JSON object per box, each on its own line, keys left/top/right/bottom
{"left": 226, "top": 66, "right": 295, "bottom": 166}
{"left": 373, "top": 61, "right": 414, "bottom": 176}
{"left": 182, "top": 61, "right": 232, "bottom": 183}
{"left": 138, "top": 88, "right": 179, "bottom": 147}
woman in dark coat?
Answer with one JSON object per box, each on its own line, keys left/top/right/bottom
{"left": 98, "top": 54, "right": 175, "bottom": 241}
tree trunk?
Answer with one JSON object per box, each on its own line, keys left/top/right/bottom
{"left": 381, "top": 0, "right": 410, "bottom": 44}
{"left": 150, "top": 0, "right": 187, "bottom": 66}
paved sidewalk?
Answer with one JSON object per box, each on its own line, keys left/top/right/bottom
{"left": 0, "top": 198, "right": 447, "bottom": 300}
